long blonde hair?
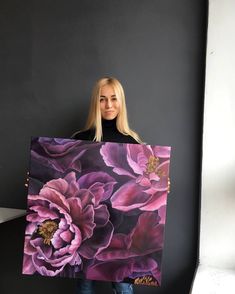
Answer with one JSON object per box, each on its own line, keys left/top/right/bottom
{"left": 83, "top": 77, "right": 142, "bottom": 143}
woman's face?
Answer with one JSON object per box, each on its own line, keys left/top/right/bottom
{"left": 99, "top": 84, "right": 120, "bottom": 120}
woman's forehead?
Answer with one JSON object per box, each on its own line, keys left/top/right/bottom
{"left": 100, "top": 84, "right": 116, "bottom": 96}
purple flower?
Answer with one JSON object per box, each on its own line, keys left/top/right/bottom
{"left": 100, "top": 143, "right": 171, "bottom": 211}
{"left": 85, "top": 212, "right": 163, "bottom": 283}
{"left": 86, "top": 256, "right": 160, "bottom": 284}
{"left": 23, "top": 171, "right": 115, "bottom": 276}
{"left": 31, "top": 137, "right": 95, "bottom": 173}
{"left": 95, "top": 212, "right": 164, "bottom": 261}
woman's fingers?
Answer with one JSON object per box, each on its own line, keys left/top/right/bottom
{"left": 25, "top": 172, "right": 29, "bottom": 187}
{"left": 167, "top": 177, "right": 171, "bottom": 193}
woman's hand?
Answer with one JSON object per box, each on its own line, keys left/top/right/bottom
{"left": 167, "top": 177, "right": 171, "bottom": 193}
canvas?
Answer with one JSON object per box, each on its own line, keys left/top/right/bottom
{"left": 22, "top": 137, "right": 171, "bottom": 286}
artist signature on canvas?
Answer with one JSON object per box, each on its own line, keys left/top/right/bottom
{"left": 134, "top": 276, "right": 159, "bottom": 286}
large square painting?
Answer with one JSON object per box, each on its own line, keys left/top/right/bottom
{"left": 22, "top": 137, "right": 171, "bottom": 286}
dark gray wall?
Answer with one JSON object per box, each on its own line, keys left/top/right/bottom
{"left": 0, "top": 0, "right": 207, "bottom": 293}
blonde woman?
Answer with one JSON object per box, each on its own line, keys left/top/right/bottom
{"left": 72, "top": 77, "right": 142, "bottom": 144}
{"left": 72, "top": 76, "right": 141, "bottom": 294}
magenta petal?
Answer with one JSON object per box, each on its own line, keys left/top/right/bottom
{"left": 60, "top": 229, "right": 73, "bottom": 243}
{"left": 78, "top": 221, "right": 114, "bottom": 259}
{"left": 38, "top": 188, "right": 70, "bottom": 212}
{"left": 78, "top": 189, "right": 95, "bottom": 208}
{"left": 24, "top": 236, "right": 37, "bottom": 255}
{"left": 58, "top": 218, "right": 69, "bottom": 230}
{"left": 88, "top": 183, "right": 104, "bottom": 205}
{"left": 30, "top": 205, "right": 58, "bottom": 219}
{"left": 126, "top": 144, "right": 152, "bottom": 175}
{"left": 154, "top": 160, "right": 170, "bottom": 190}
{"left": 109, "top": 233, "right": 132, "bottom": 249}
{"left": 139, "top": 192, "right": 167, "bottom": 211}
{"left": 69, "top": 251, "right": 82, "bottom": 266}
{"left": 136, "top": 175, "right": 151, "bottom": 187}
{"left": 38, "top": 137, "right": 79, "bottom": 155}
{"left": 97, "top": 212, "right": 163, "bottom": 261}
{"left": 102, "top": 181, "right": 116, "bottom": 200}
{"left": 31, "top": 150, "right": 62, "bottom": 172}
{"left": 100, "top": 143, "right": 136, "bottom": 178}
{"left": 40, "top": 245, "right": 53, "bottom": 259}
{"left": 86, "top": 179, "right": 117, "bottom": 203}
{"left": 132, "top": 256, "right": 158, "bottom": 273}
{"left": 158, "top": 205, "right": 167, "bottom": 224}
{"left": 68, "top": 224, "right": 82, "bottom": 251}
{"left": 22, "top": 255, "right": 36, "bottom": 274}
{"left": 78, "top": 172, "right": 115, "bottom": 189}
{"left": 30, "top": 237, "right": 44, "bottom": 248}
{"left": 25, "top": 223, "right": 37, "bottom": 235}
{"left": 67, "top": 197, "right": 82, "bottom": 216}
{"left": 52, "top": 155, "right": 81, "bottom": 173}
{"left": 96, "top": 233, "right": 132, "bottom": 261}
{"left": 86, "top": 259, "right": 133, "bottom": 282}
{"left": 32, "top": 254, "right": 65, "bottom": 276}
{"left": 130, "top": 212, "right": 164, "bottom": 254}
{"left": 51, "top": 230, "right": 65, "bottom": 249}
{"left": 35, "top": 242, "right": 76, "bottom": 267}
{"left": 153, "top": 146, "right": 171, "bottom": 158}
{"left": 36, "top": 138, "right": 87, "bottom": 173}
{"left": 68, "top": 198, "right": 95, "bottom": 240}
{"left": 44, "top": 178, "right": 68, "bottom": 195}
{"left": 63, "top": 172, "right": 80, "bottom": 198}
{"left": 111, "top": 181, "right": 150, "bottom": 212}
{"left": 86, "top": 256, "right": 159, "bottom": 283}
{"left": 27, "top": 212, "right": 47, "bottom": 223}
{"left": 31, "top": 150, "right": 75, "bottom": 174}
{"left": 94, "top": 205, "right": 110, "bottom": 227}
{"left": 68, "top": 149, "right": 86, "bottom": 168}
{"left": 149, "top": 172, "right": 160, "bottom": 182}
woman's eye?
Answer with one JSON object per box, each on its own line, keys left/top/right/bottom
{"left": 100, "top": 98, "right": 104, "bottom": 102}
{"left": 112, "top": 97, "right": 117, "bottom": 101}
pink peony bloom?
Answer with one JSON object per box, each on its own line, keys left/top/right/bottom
{"left": 23, "top": 171, "right": 114, "bottom": 276}
{"left": 100, "top": 143, "right": 171, "bottom": 211}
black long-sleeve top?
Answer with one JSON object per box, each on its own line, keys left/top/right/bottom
{"left": 72, "top": 118, "right": 138, "bottom": 144}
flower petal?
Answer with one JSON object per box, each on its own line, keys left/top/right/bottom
{"left": 97, "top": 212, "right": 162, "bottom": 261}
{"left": 96, "top": 233, "right": 132, "bottom": 261}
{"left": 158, "top": 205, "right": 167, "bottom": 224}
{"left": 78, "top": 221, "right": 114, "bottom": 259}
{"left": 111, "top": 181, "right": 150, "bottom": 212}
{"left": 68, "top": 198, "right": 95, "bottom": 240}
{"left": 38, "top": 188, "right": 70, "bottom": 212}
{"left": 126, "top": 144, "right": 153, "bottom": 175}
{"left": 129, "top": 212, "right": 164, "bottom": 255}
{"left": 100, "top": 143, "right": 136, "bottom": 178}
{"left": 86, "top": 256, "right": 160, "bottom": 283}
{"left": 139, "top": 192, "right": 167, "bottom": 211}
{"left": 94, "top": 205, "right": 110, "bottom": 227}
{"left": 78, "top": 171, "right": 116, "bottom": 203}
{"left": 153, "top": 146, "right": 171, "bottom": 158}
{"left": 22, "top": 255, "right": 36, "bottom": 274}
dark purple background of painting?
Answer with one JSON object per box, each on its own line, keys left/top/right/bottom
{"left": 0, "top": 0, "right": 207, "bottom": 293}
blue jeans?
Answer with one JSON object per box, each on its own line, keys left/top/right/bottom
{"left": 76, "top": 279, "right": 134, "bottom": 294}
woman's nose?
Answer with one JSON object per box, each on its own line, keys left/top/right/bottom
{"left": 105, "top": 99, "right": 112, "bottom": 108}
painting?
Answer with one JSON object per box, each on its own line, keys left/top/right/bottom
{"left": 22, "top": 137, "right": 171, "bottom": 286}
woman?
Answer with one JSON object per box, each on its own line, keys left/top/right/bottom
{"left": 72, "top": 77, "right": 142, "bottom": 144}
{"left": 72, "top": 76, "right": 142, "bottom": 294}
